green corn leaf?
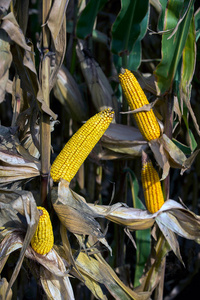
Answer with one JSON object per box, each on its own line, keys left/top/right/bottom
{"left": 157, "top": 0, "right": 168, "bottom": 31}
{"left": 195, "top": 7, "right": 200, "bottom": 41}
{"left": 127, "top": 7, "right": 149, "bottom": 70}
{"left": 76, "top": 0, "right": 108, "bottom": 39}
{"left": 111, "top": 0, "right": 149, "bottom": 56}
{"left": 154, "top": 0, "right": 195, "bottom": 95}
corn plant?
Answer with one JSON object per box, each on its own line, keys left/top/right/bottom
{"left": 0, "top": 0, "right": 200, "bottom": 299}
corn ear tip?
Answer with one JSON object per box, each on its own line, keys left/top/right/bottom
{"left": 120, "top": 67, "right": 126, "bottom": 75}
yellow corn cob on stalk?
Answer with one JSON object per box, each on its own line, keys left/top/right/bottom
{"left": 141, "top": 153, "right": 164, "bottom": 213}
{"left": 118, "top": 68, "right": 160, "bottom": 141}
{"left": 50, "top": 109, "right": 114, "bottom": 182}
{"left": 31, "top": 206, "right": 54, "bottom": 255}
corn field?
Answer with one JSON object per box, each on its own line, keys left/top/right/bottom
{"left": 0, "top": 0, "right": 200, "bottom": 299}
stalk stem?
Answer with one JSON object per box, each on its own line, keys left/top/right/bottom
{"left": 40, "top": 0, "right": 52, "bottom": 207}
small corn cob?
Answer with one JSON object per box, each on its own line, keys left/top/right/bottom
{"left": 50, "top": 109, "right": 114, "bottom": 182}
{"left": 141, "top": 153, "right": 164, "bottom": 213}
{"left": 31, "top": 207, "right": 54, "bottom": 255}
{"left": 119, "top": 68, "right": 160, "bottom": 141}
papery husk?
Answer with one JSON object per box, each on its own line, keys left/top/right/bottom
{"left": 76, "top": 40, "right": 119, "bottom": 118}
{"left": 0, "top": 30, "right": 12, "bottom": 103}
{"left": 0, "top": 126, "right": 41, "bottom": 183}
{"left": 40, "top": 261, "right": 75, "bottom": 300}
{"left": 79, "top": 236, "right": 151, "bottom": 300}
{"left": 101, "top": 123, "right": 148, "bottom": 157}
{"left": 136, "top": 232, "right": 171, "bottom": 294}
{"left": 0, "top": 278, "right": 12, "bottom": 300}
{"left": 52, "top": 179, "right": 104, "bottom": 238}
{"left": 0, "top": 149, "right": 40, "bottom": 183}
{"left": 54, "top": 65, "right": 88, "bottom": 122}
{"left": 0, "top": 190, "right": 39, "bottom": 298}
{"left": 149, "top": 133, "right": 199, "bottom": 179}
{"left": 46, "top": 0, "right": 69, "bottom": 91}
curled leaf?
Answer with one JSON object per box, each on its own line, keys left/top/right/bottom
{"left": 54, "top": 65, "right": 88, "bottom": 122}
{"left": 52, "top": 179, "right": 104, "bottom": 238}
{"left": 76, "top": 41, "right": 118, "bottom": 116}
{"left": 101, "top": 123, "right": 148, "bottom": 156}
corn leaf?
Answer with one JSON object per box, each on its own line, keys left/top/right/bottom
{"left": 111, "top": 0, "right": 149, "bottom": 56}
{"left": 77, "top": 244, "right": 151, "bottom": 300}
{"left": 76, "top": 0, "right": 108, "bottom": 39}
{"left": 127, "top": 7, "right": 149, "bottom": 70}
{"left": 154, "top": 0, "right": 195, "bottom": 94}
{"left": 54, "top": 65, "right": 89, "bottom": 122}
{"left": 195, "top": 7, "right": 200, "bottom": 41}
{"left": 0, "top": 278, "right": 12, "bottom": 300}
{"left": 126, "top": 170, "right": 151, "bottom": 288}
{"left": 0, "top": 30, "right": 12, "bottom": 103}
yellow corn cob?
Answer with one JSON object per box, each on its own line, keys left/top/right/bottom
{"left": 119, "top": 68, "right": 160, "bottom": 141}
{"left": 31, "top": 207, "right": 54, "bottom": 255}
{"left": 141, "top": 153, "right": 164, "bottom": 213}
{"left": 50, "top": 109, "right": 114, "bottom": 182}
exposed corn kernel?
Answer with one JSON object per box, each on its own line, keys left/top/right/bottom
{"left": 141, "top": 153, "right": 164, "bottom": 213}
{"left": 31, "top": 207, "right": 54, "bottom": 255}
{"left": 119, "top": 68, "right": 160, "bottom": 141}
{"left": 50, "top": 109, "right": 114, "bottom": 182}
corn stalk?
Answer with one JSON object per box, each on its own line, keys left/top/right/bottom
{"left": 40, "top": 0, "right": 52, "bottom": 206}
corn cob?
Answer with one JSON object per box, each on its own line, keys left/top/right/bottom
{"left": 141, "top": 153, "right": 164, "bottom": 213}
{"left": 119, "top": 68, "right": 160, "bottom": 141}
{"left": 50, "top": 109, "right": 114, "bottom": 182}
{"left": 31, "top": 206, "right": 54, "bottom": 255}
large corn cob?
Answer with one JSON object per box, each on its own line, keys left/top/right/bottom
{"left": 31, "top": 207, "right": 54, "bottom": 255}
{"left": 119, "top": 68, "right": 160, "bottom": 141}
{"left": 50, "top": 109, "right": 114, "bottom": 182}
{"left": 141, "top": 153, "right": 164, "bottom": 213}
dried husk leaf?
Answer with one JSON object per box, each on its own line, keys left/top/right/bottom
{"left": 0, "top": 1, "right": 12, "bottom": 18}
{"left": 92, "top": 238, "right": 151, "bottom": 300}
{"left": 0, "top": 30, "right": 12, "bottom": 103}
{"left": 52, "top": 179, "right": 104, "bottom": 238}
{"left": 0, "top": 191, "right": 39, "bottom": 298}
{"left": 88, "top": 202, "right": 155, "bottom": 230}
{"left": 76, "top": 41, "right": 118, "bottom": 116}
{"left": 156, "top": 203, "right": 200, "bottom": 241}
{"left": 0, "top": 278, "right": 12, "bottom": 300}
{"left": 76, "top": 246, "right": 151, "bottom": 300}
{"left": 59, "top": 224, "right": 83, "bottom": 279}
{"left": 101, "top": 123, "right": 148, "bottom": 156}
{"left": 54, "top": 65, "right": 88, "bottom": 121}
{"left": 137, "top": 233, "right": 171, "bottom": 294}
{"left": 40, "top": 263, "right": 75, "bottom": 300}
{"left": 1, "top": 12, "right": 31, "bottom": 51}
{"left": 0, "top": 149, "right": 40, "bottom": 183}
{"left": 149, "top": 133, "right": 199, "bottom": 179}
{"left": 45, "top": 0, "right": 69, "bottom": 91}
{"left": 155, "top": 220, "right": 184, "bottom": 263}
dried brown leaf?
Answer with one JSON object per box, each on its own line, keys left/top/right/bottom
{"left": 1, "top": 12, "right": 31, "bottom": 51}
{"left": 0, "top": 30, "right": 12, "bottom": 103}
{"left": 54, "top": 65, "right": 88, "bottom": 121}
{"left": 52, "top": 179, "right": 104, "bottom": 237}
{"left": 101, "top": 123, "right": 148, "bottom": 156}
{"left": 76, "top": 41, "right": 118, "bottom": 116}
{"left": 0, "top": 278, "right": 12, "bottom": 300}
